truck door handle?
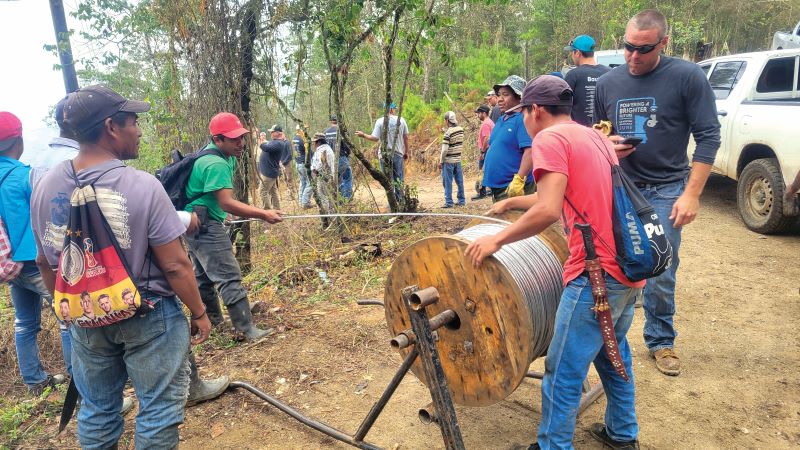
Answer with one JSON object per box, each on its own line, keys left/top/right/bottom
{"left": 717, "top": 110, "right": 728, "bottom": 117}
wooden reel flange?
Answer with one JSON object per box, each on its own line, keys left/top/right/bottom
{"left": 384, "top": 211, "right": 567, "bottom": 406}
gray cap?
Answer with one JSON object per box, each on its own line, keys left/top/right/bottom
{"left": 444, "top": 111, "right": 458, "bottom": 125}
{"left": 63, "top": 84, "right": 150, "bottom": 136}
{"left": 493, "top": 75, "right": 526, "bottom": 97}
{"left": 521, "top": 75, "right": 574, "bottom": 107}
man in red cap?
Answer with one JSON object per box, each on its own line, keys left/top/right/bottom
{"left": 0, "top": 111, "right": 71, "bottom": 396}
{"left": 183, "top": 112, "right": 283, "bottom": 340}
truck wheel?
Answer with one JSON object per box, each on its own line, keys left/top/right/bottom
{"left": 737, "top": 158, "right": 794, "bottom": 234}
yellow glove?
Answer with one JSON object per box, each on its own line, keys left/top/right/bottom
{"left": 506, "top": 174, "right": 526, "bottom": 198}
{"left": 592, "top": 120, "right": 613, "bottom": 136}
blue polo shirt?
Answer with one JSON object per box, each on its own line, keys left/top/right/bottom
{"left": 482, "top": 111, "right": 533, "bottom": 188}
{"left": 0, "top": 156, "right": 36, "bottom": 262}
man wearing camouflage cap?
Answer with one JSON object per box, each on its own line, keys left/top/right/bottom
{"left": 481, "top": 75, "right": 535, "bottom": 202}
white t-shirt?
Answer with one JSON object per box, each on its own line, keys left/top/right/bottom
{"left": 371, "top": 115, "right": 409, "bottom": 156}
{"left": 311, "top": 143, "right": 335, "bottom": 175}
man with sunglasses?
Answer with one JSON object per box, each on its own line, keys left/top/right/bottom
{"left": 563, "top": 35, "right": 610, "bottom": 126}
{"left": 595, "top": 9, "right": 720, "bottom": 378}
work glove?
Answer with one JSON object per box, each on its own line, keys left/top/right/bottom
{"left": 505, "top": 174, "right": 526, "bottom": 198}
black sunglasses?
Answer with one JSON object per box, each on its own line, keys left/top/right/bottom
{"left": 622, "top": 39, "right": 661, "bottom": 54}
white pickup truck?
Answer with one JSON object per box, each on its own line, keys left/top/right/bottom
{"left": 772, "top": 21, "right": 800, "bottom": 50}
{"left": 691, "top": 49, "right": 800, "bottom": 234}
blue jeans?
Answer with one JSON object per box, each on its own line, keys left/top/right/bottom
{"left": 538, "top": 274, "right": 641, "bottom": 449}
{"left": 9, "top": 261, "right": 72, "bottom": 386}
{"left": 69, "top": 295, "right": 190, "bottom": 449}
{"left": 637, "top": 178, "right": 685, "bottom": 351}
{"left": 442, "top": 162, "right": 465, "bottom": 206}
{"left": 338, "top": 155, "right": 353, "bottom": 201}
{"left": 380, "top": 152, "right": 405, "bottom": 202}
{"left": 296, "top": 162, "right": 312, "bottom": 207}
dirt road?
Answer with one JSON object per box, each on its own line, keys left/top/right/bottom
{"left": 177, "top": 173, "right": 799, "bottom": 449}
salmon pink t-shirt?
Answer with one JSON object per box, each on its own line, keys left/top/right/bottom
{"left": 532, "top": 122, "right": 645, "bottom": 289}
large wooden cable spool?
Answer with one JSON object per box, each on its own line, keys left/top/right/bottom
{"left": 383, "top": 210, "right": 568, "bottom": 406}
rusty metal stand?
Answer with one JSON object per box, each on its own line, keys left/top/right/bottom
{"left": 402, "top": 285, "right": 466, "bottom": 450}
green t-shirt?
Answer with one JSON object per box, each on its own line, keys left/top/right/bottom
{"left": 185, "top": 143, "right": 236, "bottom": 222}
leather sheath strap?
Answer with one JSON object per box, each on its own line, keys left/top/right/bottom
{"left": 585, "top": 258, "right": 630, "bottom": 382}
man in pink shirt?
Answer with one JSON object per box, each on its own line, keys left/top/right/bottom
{"left": 466, "top": 75, "right": 644, "bottom": 450}
{"left": 472, "top": 104, "right": 494, "bottom": 200}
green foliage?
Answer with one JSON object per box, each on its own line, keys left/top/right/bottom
{"left": 671, "top": 19, "right": 707, "bottom": 56}
{"left": 400, "top": 92, "right": 437, "bottom": 129}
{"left": 0, "top": 398, "right": 35, "bottom": 441}
{"left": 450, "top": 44, "right": 523, "bottom": 98}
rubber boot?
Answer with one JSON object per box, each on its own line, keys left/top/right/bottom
{"left": 186, "top": 353, "right": 230, "bottom": 407}
{"left": 204, "top": 296, "right": 225, "bottom": 326}
{"left": 227, "top": 299, "right": 273, "bottom": 341}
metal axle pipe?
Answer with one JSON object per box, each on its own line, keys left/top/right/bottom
{"left": 390, "top": 309, "right": 458, "bottom": 349}
{"left": 409, "top": 286, "right": 440, "bottom": 310}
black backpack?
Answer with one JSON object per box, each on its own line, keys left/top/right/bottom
{"left": 155, "top": 147, "right": 224, "bottom": 209}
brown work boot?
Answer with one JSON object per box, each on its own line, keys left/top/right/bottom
{"left": 651, "top": 348, "right": 681, "bottom": 376}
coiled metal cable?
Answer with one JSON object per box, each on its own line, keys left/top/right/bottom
{"left": 456, "top": 224, "right": 563, "bottom": 360}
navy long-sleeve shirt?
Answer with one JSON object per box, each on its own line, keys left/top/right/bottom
{"left": 259, "top": 139, "right": 291, "bottom": 178}
{"left": 595, "top": 56, "right": 721, "bottom": 184}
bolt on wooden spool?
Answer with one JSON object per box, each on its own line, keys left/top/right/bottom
{"left": 383, "top": 210, "right": 568, "bottom": 407}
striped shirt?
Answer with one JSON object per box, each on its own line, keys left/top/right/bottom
{"left": 440, "top": 126, "right": 464, "bottom": 164}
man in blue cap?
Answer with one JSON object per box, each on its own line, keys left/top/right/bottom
{"left": 564, "top": 35, "right": 610, "bottom": 126}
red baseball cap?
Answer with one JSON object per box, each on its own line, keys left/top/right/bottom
{"left": 209, "top": 112, "right": 249, "bottom": 138}
{"left": 0, "top": 112, "right": 23, "bottom": 141}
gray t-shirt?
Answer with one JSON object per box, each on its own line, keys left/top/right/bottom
{"left": 371, "top": 115, "right": 409, "bottom": 156}
{"left": 595, "top": 56, "right": 720, "bottom": 184}
{"left": 30, "top": 159, "right": 186, "bottom": 297}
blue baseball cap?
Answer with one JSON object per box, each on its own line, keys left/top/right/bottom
{"left": 564, "top": 35, "right": 596, "bottom": 53}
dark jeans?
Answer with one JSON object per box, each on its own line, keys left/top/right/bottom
{"left": 490, "top": 181, "right": 536, "bottom": 202}
{"left": 338, "top": 155, "right": 353, "bottom": 200}
{"left": 185, "top": 221, "right": 249, "bottom": 317}
{"left": 379, "top": 152, "right": 405, "bottom": 202}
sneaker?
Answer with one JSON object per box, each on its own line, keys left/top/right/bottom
{"left": 470, "top": 193, "right": 487, "bottom": 201}
{"left": 442, "top": 204, "right": 454, "bottom": 208}
{"left": 457, "top": 202, "right": 466, "bottom": 207}
{"left": 121, "top": 396, "right": 136, "bottom": 416}
{"left": 28, "top": 374, "right": 66, "bottom": 396}
{"left": 651, "top": 348, "right": 681, "bottom": 376}
{"left": 588, "top": 423, "right": 640, "bottom": 450}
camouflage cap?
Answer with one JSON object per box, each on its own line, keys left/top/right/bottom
{"left": 493, "top": 75, "right": 526, "bottom": 97}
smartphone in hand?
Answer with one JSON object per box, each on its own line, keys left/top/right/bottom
{"left": 620, "top": 137, "right": 643, "bottom": 147}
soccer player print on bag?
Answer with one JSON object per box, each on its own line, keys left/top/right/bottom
{"left": 54, "top": 167, "right": 142, "bottom": 328}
